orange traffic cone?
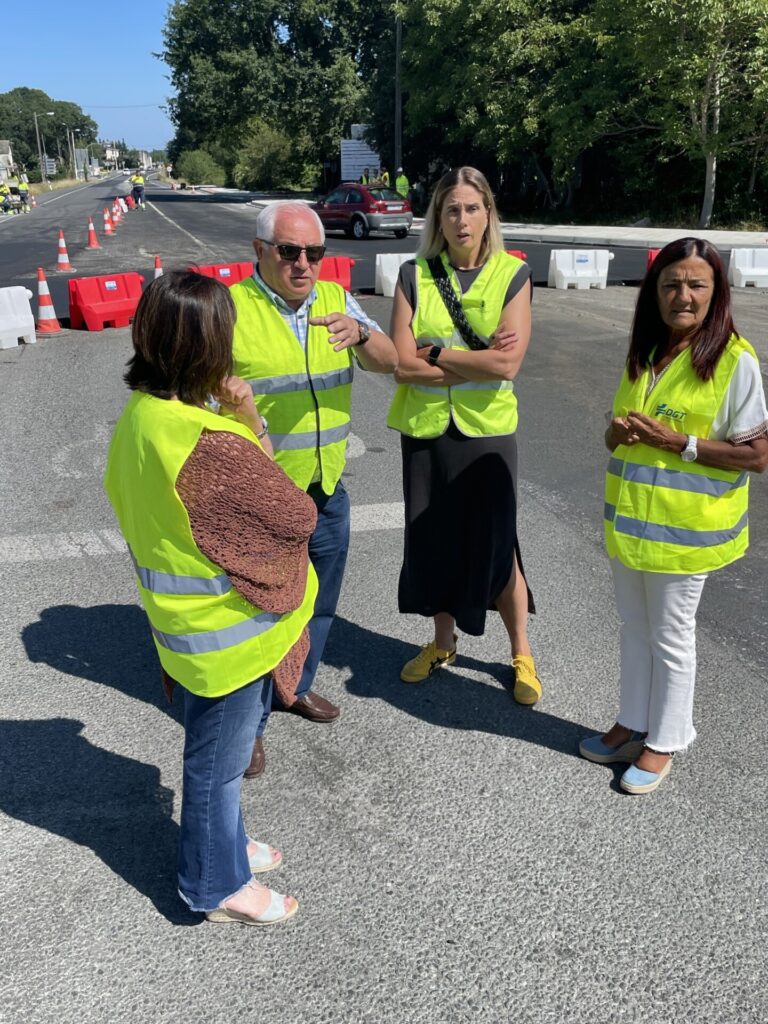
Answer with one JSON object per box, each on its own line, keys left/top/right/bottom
{"left": 31, "top": 195, "right": 37, "bottom": 209}
{"left": 86, "top": 216, "right": 101, "bottom": 249}
{"left": 103, "top": 207, "right": 114, "bottom": 236}
{"left": 35, "top": 267, "right": 62, "bottom": 334}
{"left": 153, "top": 255, "right": 163, "bottom": 279}
{"left": 55, "top": 229, "right": 74, "bottom": 272}
{"left": 113, "top": 199, "right": 122, "bottom": 223}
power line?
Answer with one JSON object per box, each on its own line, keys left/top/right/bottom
{"left": 81, "top": 103, "right": 169, "bottom": 109}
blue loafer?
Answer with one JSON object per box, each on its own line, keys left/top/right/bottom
{"left": 579, "top": 730, "right": 646, "bottom": 765}
{"left": 620, "top": 757, "right": 672, "bottom": 794}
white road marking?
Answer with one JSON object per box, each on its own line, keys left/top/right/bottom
{"left": 0, "top": 503, "right": 405, "bottom": 564}
{"left": 146, "top": 200, "right": 219, "bottom": 254}
{"left": 350, "top": 502, "right": 403, "bottom": 532}
{"left": 51, "top": 424, "right": 112, "bottom": 478}
{"left": 39, "top": 182, "right": 101, "bottom": 206}
{"left": 347, "top": 432, "right": 366, "bottom": 459}
{"left": 0, "top": 529, "right": 127, "bottom": 563}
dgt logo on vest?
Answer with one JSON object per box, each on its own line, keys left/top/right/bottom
{"left": 654, "top": 402, "right": 685, "bottom": 421}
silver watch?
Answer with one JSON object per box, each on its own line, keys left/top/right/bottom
{"left": 681, "top": 435, "right": 698, "bottom": 462}
{"left": 355, "top": 320, "right": 371, "bottom": 345}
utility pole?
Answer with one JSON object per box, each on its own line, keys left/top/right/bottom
{"left": 33, "top": 111, "right": 50, "bottom": 185}
{"left": 394, "top": 11, "right": 402, "bottom": 172}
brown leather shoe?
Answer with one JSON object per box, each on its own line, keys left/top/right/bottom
{"left": 285, "top": 692, "right": 340, "bottom": 723}
{"left": 243, "top": 737, "right": 265, "bottom": 779}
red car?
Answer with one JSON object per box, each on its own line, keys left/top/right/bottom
{"left": 312, "top": 182, "right": 413, "bottom": 240}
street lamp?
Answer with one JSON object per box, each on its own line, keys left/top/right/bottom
{"left": 33, "top": 111, "right": 54, "bottom": 185}
{"left": 84, "top": 142, "right": 94, "bottom": 181}
{"left": 394, "top": 11, "right": 402, "bottom": 173}
{"left": 60, "top": 125, "right": 82, "bottom": 179}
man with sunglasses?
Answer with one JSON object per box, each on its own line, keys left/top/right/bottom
{"left": 229, "top": 201, "right": 397, "bottom": 777}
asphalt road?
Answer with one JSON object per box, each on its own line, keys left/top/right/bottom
{"left": 0, "top": 177, "right": 726, "bottom": 302}
{"left": 1, "top": 185, "right": 767, "bottom": 1024}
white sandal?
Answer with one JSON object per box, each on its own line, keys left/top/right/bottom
{"left": 247, "top": 837, "right": 282, "bottom": 874}
{"left": 206, "top": 881, "right": 298, "bottom": 926}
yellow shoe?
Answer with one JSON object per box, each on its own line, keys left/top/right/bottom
{"left": 512, "top": 655, "right": 542, "bottom": 705}
{"left": 400, "top": 635, "right": 457, "bottom": 683}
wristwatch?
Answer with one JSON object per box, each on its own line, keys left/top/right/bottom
{"left": 355, "top": 320, "right": 371, "bottom": 345}
{"left": 256, "top": 416, "right": 269, "bottom": 439}
{"left": 681, "top": 435, "right": 698, "bottom": 462}
{"left": 427, "top": 345, "right": 442, "bottom": 366}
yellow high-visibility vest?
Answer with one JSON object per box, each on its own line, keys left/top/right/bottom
{"left": 229, "top": 277, "right": 353, "bottom": 495}
{"left": 104, "top": 391, "right": 318, "bottom": 696}
{"left": 387, "top": 250, "right": 524, "bottom": 438}
{"left": 605, "top": 335, "right": 755, "bottom": 573}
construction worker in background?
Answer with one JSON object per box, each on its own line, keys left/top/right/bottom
{"left": 380, "top": 167, "right": 390, "bottom": 186}
{"left": 130, "top": 169, "right": 146, "bottom": 209}
{"left": 17, "top": 177, "right": 30, "bottom": 213}
{"left": 0, "top": 181, "right": 11, "bottom": 216}
{"left": 359, "top": 167, "right": 370, "bottom": 185}
{"left": 395, "top": 167, "right": 410, "bottom": 198}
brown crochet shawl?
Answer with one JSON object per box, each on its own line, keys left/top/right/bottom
{"left": 167, "top": 429, "right": 317, "bottom": 705}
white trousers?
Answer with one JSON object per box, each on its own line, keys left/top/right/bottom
{"left": 611, "top": 558, "right": 708, "bottom": 753}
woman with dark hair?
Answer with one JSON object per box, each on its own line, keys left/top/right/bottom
{"left": 105, "top": 271, "right": 318, "bottom": 923}
{"left": 580, "top": 238, "right": 768, "bottom": 793}
{"left": 387, "top": 166, "right": 540, "bottom": 701}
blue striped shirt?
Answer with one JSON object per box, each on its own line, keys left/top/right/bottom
{"left": 251, "top": 268, "right": 381, "bottom": 353}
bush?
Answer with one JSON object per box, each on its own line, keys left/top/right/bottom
{"left": 174, "top": 149, "right": 226, "bottom": 186}
{"left": 233, "top": 119, "right": 295, "bottom": 191}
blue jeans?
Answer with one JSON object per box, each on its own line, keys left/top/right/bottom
{"left": 178, "top": 676, "right": 271, "bottom": 912}
{"left": 255, "top": 480, "right": 350, "bottom": 733}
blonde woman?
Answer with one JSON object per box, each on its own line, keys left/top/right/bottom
{"left": 387, "top": 166, "right": 541, "bottom": 702}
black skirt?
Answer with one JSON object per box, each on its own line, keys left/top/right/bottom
{"left": 398, "top": 420, "right": 534, "bottom": 636}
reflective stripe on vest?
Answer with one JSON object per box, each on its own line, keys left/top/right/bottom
{"left": 248, "top": 366, "right": 353, "bottom": 396}
{"left": 407, "top": 380, "right": 509, "bottom": 395}
{"left": 604, "top": 336, "right": 755, "bottom": 574}
{"left": 386, "top": 250, "right": 524, "bottom": 438}
{"left": 230, "top": 278, "right": 352, "bottom": 494}
{"left": 105, "top": 392, "right": 317, "bottom": 697}
{"left": 271, "top": 422, "right": 351, "bottom": 451}
{"left": 606, "top": 504, "right": 749, "bottom": 548}
{"left": 129, "top": 546, "right": 232, "bottom": 596}
{"left": 151, "top": 610, "right": 284, "bottom": 655}
{"left": 607, "top": 457, "right": 748, "bottom": 498}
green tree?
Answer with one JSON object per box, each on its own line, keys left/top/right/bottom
{"left": 232, "top": 118, "right": 293, "bottom": 190}
{"left": 0, "top": 87, "right": 98, "bottom": 176}
{"left": 160, "top": 0, "right": 371, "bottom": 183}
{"left": 584, "top": 0, "right": 768, "bottom": 227}
{"left": 175, "top": 148, "right": 227, "bottom": 184}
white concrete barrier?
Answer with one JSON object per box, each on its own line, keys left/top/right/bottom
{"left": 375, "top": 252, "right": 417, "bottom": 296}
{"left": 728, "top": 248, "right": 768, "bottom": 288}
{"left": 0, "top": 287, "right": 35, "bottom": 348}
{"left": 547, "top": 249, "right": 614, "bottom": 289}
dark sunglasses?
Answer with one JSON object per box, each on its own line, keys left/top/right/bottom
{"left": 259, "top": 239, "right": 326, "bottom": 263}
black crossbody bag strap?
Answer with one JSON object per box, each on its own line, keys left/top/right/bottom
{"left": 426, "top": 256, "right": 487, "bottom": 351}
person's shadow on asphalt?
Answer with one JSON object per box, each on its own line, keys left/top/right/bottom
{"left": 22, "top": 603, "right": 181, "bottom": 721}
{"left": 0, "top": 717, "right": 197, "bottom": 925}
{"left": 15, "top": 602, "right": 584, "bottom": 918}
{"left": 326, "top": 616, "right": 585, "bottom": 756}
{"left": 18, "top": 604, "right": 197, "bottom": 924}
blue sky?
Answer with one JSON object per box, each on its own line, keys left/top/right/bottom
{"left": 1, "top": 0, "right": 176, "bottom": 150}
